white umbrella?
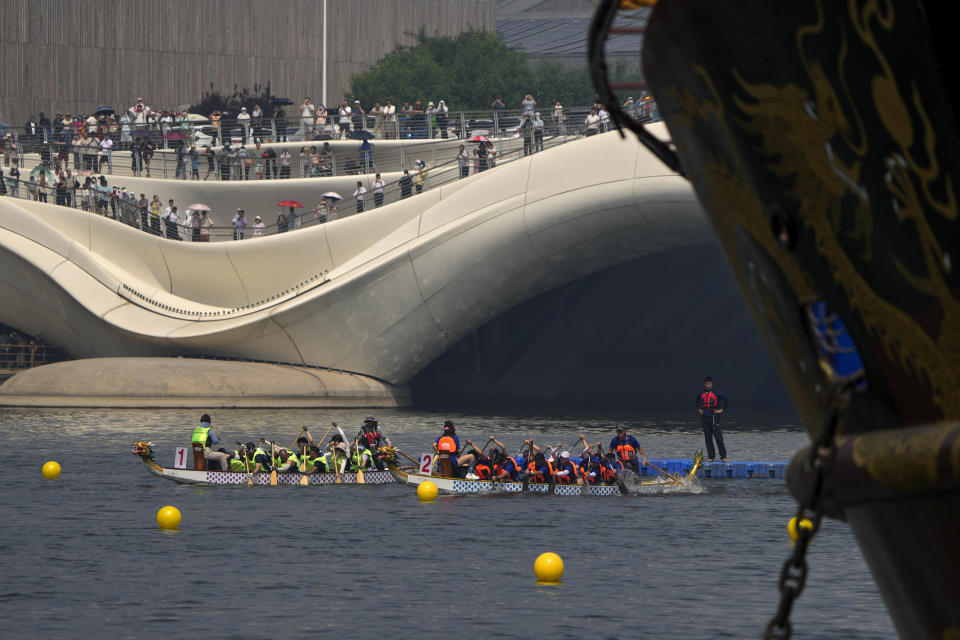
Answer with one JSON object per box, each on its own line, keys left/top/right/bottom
{"left": 321, "top": 192, "right": 342, "bottom": 201}
{"left": 187, "top": 203, "right": 211, "bottom": 211}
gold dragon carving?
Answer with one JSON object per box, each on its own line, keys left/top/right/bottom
{"left": 668, "top": 0, "right": 959, "bottom": 422}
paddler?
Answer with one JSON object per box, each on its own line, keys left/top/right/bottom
{"left": 273, "top": 448, "right": 301, "bottom": 473}
{"left": 245, "top": 441, "right": 271, "bottom": 473}
{"left": 328, "top": 433, "right": 349, "bottom": 475}
{"left": 552, "top": 451, "right": 582, "bottom": 484}
{"left": 610, "top": 427, "right": 646, "bottom": 474}
{"left": 348, "top": 442, "right": 373, "bottom": 471}
{"left": 489, "top": 437, "right": 522, "bottom": 481}
{"left": 191, "top": 413, "right": 230, "bottom": 471}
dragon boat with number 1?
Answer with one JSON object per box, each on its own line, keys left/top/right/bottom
{"left": 132, "top": 441, "right": 396, "bottom": 486}
{"left": 386, "top": 452, "right": 702, "bottom": 496}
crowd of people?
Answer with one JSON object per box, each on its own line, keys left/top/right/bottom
{"left": 430, "top": 421, "right": 649, "bottom": 485}
{"left": 192, "top": 414, "right": 394, "bottom": 474}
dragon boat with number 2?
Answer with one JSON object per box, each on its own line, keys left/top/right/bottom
{"left": 132, "top": 441, "right": 396, "bottom": 486}
{"left": 386, "top": 452, "right": 703, "bottom": 496}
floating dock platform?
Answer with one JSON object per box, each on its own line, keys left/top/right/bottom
{"left": 640, "top": 459, "right": 788, "bottom": 480}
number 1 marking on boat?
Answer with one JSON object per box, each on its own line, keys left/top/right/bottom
{"left": 174, "top": 447, "right": 187, "bottom": 469}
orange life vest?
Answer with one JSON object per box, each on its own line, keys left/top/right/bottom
{"left": 475, "top": 462, "right": 492, "bottom": 479}
{"left": 616, "top": 444, "right": 636, "bottom": 460}
{"left": 495, "top": 456, "right": 520, "bottom": 479}
{"left": 437, "top": 436, "right": 457, "bottom": 452}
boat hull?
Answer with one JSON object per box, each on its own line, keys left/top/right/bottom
{"left": 140, "top": 457, "right": 394, "bottom": 486}
{"left": 387, "top": 463, "right": 695, "bottom": 496}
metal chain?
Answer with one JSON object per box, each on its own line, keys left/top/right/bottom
{"left": 763, "top": 383, "right": 852, "bottom": 639}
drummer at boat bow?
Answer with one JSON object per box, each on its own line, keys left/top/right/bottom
{"left": 191, "top": 413, "right": 229, "bottom": 471}
{"left": 355, "top": 416, "right": 391, "bottom": 470}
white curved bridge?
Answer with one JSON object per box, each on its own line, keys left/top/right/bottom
{"left": 0, "top": 128, "right": 709, "bottom": 391}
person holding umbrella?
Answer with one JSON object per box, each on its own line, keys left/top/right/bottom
{"left": 321, "top": 192, "right": 341, "bottom": 221}
{"left": 278, "top": 200, "right": 303, "bottom": 228}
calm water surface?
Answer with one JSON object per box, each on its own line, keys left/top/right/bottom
{"left": 0, "top": 408, "right": 894, "bottom": 639}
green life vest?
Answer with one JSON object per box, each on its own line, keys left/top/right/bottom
{"left": 310, "top": 454, "right": 329, "bottom": 472}
{"left": 287, "top": 452, "right": 301, "bottom": 471}
{"left": 191, "top": 426, "right": 210, "bottom": 446}
{"left": 230, "top": 458, "right": 246, "bottom": 472}
{"left": 251, "top": 447, "right": 268, "bottom": 470}
{"left": 349, "top": 449, "right": 370, "bottom": 471}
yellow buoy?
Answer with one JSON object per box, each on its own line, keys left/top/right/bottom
{"left": 787, "top": 516, "right": 813, "bottom": 542}
{"left": 534, "top": 552, "right": 564, "bottom": 583}
{"left": 417, "top": 480, "right": 438, "bottom": 502}
{"left": 42, "top": 461, "right": 62, "bottom": 480}
{"left": 157, "top": 506, "right": 182, "bottom": 530}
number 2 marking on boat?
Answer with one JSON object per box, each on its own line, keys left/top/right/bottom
{"left": 174, "top": 447, "right": 187, "bottom": 469}
{"left": 420, "top": 454, "right": 433, "bottom": 475}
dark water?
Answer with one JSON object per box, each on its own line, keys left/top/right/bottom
{"left": 0, "top": 408, "right": 894, "bottom": 639}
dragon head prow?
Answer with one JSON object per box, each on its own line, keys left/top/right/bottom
{"left": 132, "top": 441, "right": 154, "bottom": 457}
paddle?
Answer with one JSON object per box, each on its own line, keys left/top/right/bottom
{"left": 241, "top": 445, "right": 253, "bottom": 487}
{"left": 641, "top": 459, "right": 681, "bottom": 482}
{"left": 354, "top": 439, "right": 365, "bottom": 484}
{"left": 267, "top": 439, "right": 278, "bottom": 486}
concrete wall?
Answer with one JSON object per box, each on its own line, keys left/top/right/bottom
{"left": 0, "top": 0, "right": 495, "bottom": 126}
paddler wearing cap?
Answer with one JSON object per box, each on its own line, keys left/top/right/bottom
{"left": 609, "top": 426, "right": 646, "bottom": 474}
{"left": 552, "top": 450, "right": 583, "bottom": 484}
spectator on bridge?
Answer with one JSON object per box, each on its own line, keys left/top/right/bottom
{"left": 131, "top": 98, "right": 152, "bottom": 129}
{"left": 435, "top": 100, "right": 449, "bottom": 139}
{"left": 372, "top": 173, "right": 385, "bottom": 207}
{"left": 299, "top": 98, "right": 316, "bottom": 139}
{"left": 370, "top": 102, "right": 384, "bottom": 138}
{"left": 232, "top": 209, "right": 247, "bottom": 240}
{"left": 533, "top": 112, "right": 544, "bottom": 152}
{"left": 252, "top": 215, "right": 265, "bottom": 237}
{"left": 414, "top": 160, "right": 427, "bottom": 195}
{"left": 273, "top": 105, "right": 287, "bottom": 142}
{"left": 399, "top": 170, "right": 412, "bottom": 199}
{"left": 383, "top": 100, "right": 396, "bottom": 139}
{"left": 585, "top": 107, "right": 601, "bottom": 136}
{"left": 279, "top": 148, "right": 291, "bottom": 179}
{"left": 491, "top": 96, "right": 505, "bottom": 113}
{"left": 337, "top": 99, "right": 352, "bottom": 139}
{"left": 276, "top": 211, "right": 288, "bottom": 233}
{"left": 552, "top": 100, "right": 565, "bottom": 134}
{"left": 203, "top": 146, "right": 215, "bottom": 180}
{"left": 521, "top": 94, "right": 536, "bottom": 120}
{"left": 237, "top": 107, "right": 251, "bottom": 143}
{"left": 351, "top": 100, "right": 365, "bottom": 132}
{"left": 8, "top": 165, "right": 19, "bottom": 198}
{"left": 3, "top": 133, "right": 17, "bottom": 166}
{"left": 251, "top": 104, "right": 264, "bottom": 140}
{"left": 353, "top": 181, "right": 367, "bottom": 213}
{"left": 457, "top": 144, "right": 469, "bottom": 179}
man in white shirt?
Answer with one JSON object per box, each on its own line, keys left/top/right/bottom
{"left": 99, "top": 135, "right": 113, "bottom": 173}
{"left": 383, "top": 100, "right": 397, "bottom": 139}
{"left": 457, "top": 144, "right": 470, "bottom": 179}
{"left": 353, "top": 180, "right": 367, "bottom": 212}
{"left": 584, "top": 108, "right": 601, "bottom": 136}
{"left": 372, "top": 173, "right": 385, "bottom": 207}
{"left": 337, "top": 100, "right": 352, "bottom": 139}
{"left": 300, "top": 98, "right": 316, "bottom": 139}
{"left": 237, "top": 107, "right": 251, "bottom": 143}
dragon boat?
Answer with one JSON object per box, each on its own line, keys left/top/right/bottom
{"left": 386, "top": 452, "right": 702, "bottom": 496}
{"left": 132, "top": 441, "right": 396, "bottom": 486}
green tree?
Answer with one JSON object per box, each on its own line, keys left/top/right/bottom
{"left": 349, "top": 30, "right": 550, "bottom": 111}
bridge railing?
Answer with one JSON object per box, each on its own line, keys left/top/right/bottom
{"left": 5, "top": 104, "right": 661, "bottom": 180}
